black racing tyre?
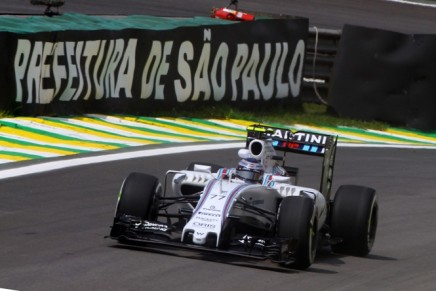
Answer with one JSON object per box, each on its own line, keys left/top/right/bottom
{"left": 115, "top": 172, "right": 161, "bottom": 220}
{"left": 330, "top": 185, "right": 378, "bottom": 256}
{"left": 277, "top": 196, "right": 317, "bottom": 270}
{"left": 186, "top": 162, "right": 223, "bottom": 173}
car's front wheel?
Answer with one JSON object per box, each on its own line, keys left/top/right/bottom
{"left": 114, "top": 172, "right": 161, "bottom": 220}
{"left": 277, "top": 196, "right": 317, "bottom": 269}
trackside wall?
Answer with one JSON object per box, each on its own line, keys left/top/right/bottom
{"left": 328, "top": 24, "right": 436, "bottom": 131}
{"left": 0, "top": 14, "right": 308, "bottom": 115}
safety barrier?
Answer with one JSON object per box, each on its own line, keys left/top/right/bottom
{"left": 302, "top": 27, "right": 341, "bottom": 104}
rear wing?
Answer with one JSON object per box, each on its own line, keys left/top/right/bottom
{"left": 246, "top": 124, "right": 338, "bottom": 199}
{"left": 246, "top": 124, "right": 336, "bottom": 156}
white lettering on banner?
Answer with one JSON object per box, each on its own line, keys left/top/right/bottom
{"left": 175, "top": 41, "right": 229, "bottom": 102}
{"left": 14, "top": 39, "right": 30, "bottom": 102}
{"left": 58, "top": 41, "right": 79, "bottom": 102}
{"left": 13, "top": 31, "right": 306, "bottom": 105}
{"left": 82, "top": 40, "right": 99, "bottom": 100}
{"left": 53, "top": 42, "right": 66, "bottom": 97}
{"left": 289, "top": 39, "right": 305, "bottom": 97}
{"left": 231, "top": 43, "right": 248, "bottom": 101}
{"left": 228, "top": 42, "right": 304, "bottom": 102}
{"left": 174, "top": 41, "right": 193, "bottom": 102}
{"left": 96, "top": 40, "right": 114, "bottom": 100}
{"left": 15, "top": 38, "right": 138, "bottom": 103}
{"left": 141, "top": 40, "right": 173, "bottom": 100}
{"left": 242, "top": 43, "right": 260, "bottom": 100}
{"left": 116, "top": 39, "right": 136, "bottom": 98}
{"left": 155, "top": 41, "right": 173, "bottom": 100}
{"left": 203, "top": 29, "right": 212, "bottom": 42}
{"left": 258, "top": 43, "right": 276, "bottom": 101}
{"left": 40, "top": 42, "right": 54, "bottom": 103}
{"left": 211, "top": 43, "right": 228, "bottom": 101}
{"left": 192, "top": 42, "right": 211, "bottom": 101}
{"left": 27, "top": 41, "right": 43, "bottom": 103}
{"left": 141, "top": 40, "right": 162, "bottom": 99}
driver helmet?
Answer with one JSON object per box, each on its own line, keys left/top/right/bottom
{"left": 236, "top": 158, "right": 263, "bottom": 182}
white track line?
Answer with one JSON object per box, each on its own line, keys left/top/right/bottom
{"left": 0, "top": 142, "right": 244, "bottom": 180}
{"left": 384, "top": 0, "right": 436, "bottom": 8}
{"left": 1, "top": 141, "right": 435, "bottom": 180}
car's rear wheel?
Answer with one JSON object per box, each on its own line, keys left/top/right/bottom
{"left": 277, "top": 196, "right": 317, "bottom": 269}
{"left": 115, "top": 172, "right": 161, "bottom": 220}
{"left": 330, "top": 185, "right": 378, "bottom": 256}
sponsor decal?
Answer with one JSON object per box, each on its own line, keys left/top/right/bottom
{"left": 193, "top": 222, "right": 216, "bottom": 229}
{"left": 293, "top": 132, "right": 328, "bottom": 145}
{"left": 135, "top": 221, "right": 169, "bottom": 232}
{"left": 209, "top": 193, "right": 227, "bottom": 200}
{"left": 267, "top": 129, "right": 328, "bottom": 145}
{"left": 197, "top": 211, "right": 221, "bottom": 218}
{"left": 196, "top": 216, "right": 220, "bottom": 222}
{"left": 238, "top": 235, "right": 266, "bottom": 247}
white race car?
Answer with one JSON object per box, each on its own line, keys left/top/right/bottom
{"left": 109, "top": 124, "right": 378, "bottom": 269}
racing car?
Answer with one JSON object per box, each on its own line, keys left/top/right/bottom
{"left": 109, "top": 124, "right": 378, "bottom": 269}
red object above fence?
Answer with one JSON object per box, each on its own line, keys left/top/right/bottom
{"left": 211, "top": 7, "right": 255, "bottom": 21}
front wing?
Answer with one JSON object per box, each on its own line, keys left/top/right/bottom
{"left": 109, "top": 215, "right": 297, "bottom": 265}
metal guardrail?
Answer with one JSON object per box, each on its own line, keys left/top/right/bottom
{"left": 302, "top": 27, "right": 342, "bottom": 104}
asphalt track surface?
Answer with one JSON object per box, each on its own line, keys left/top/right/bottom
{"left": 1, "top": 145, "right": 436, "bottom": 290}
{"left": 1, "top": 1, "right": 436, "bottom": 290}
{"left": 1, "top": 0, "right": 436, "bottom": 34}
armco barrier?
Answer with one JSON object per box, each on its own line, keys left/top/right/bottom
{"left": 301, "top": 27, "right": 341, "bottom": 104}
{"left": 250, "top": 11, "right": 342, "bottom": 105}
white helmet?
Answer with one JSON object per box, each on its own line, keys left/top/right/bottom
{"left": 236, "top": 158, "right": 263, "bottom": 182}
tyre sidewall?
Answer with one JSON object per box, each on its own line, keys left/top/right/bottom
{"left": 277, "top": 196, "right": 317, "bottom": 269}
{"left": 331, "top": 185, "right": 378, "bottom": 256}
{"left": 116, "top": 172, "right": 161, "bottom": 220}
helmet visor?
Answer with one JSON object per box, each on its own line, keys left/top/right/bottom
{"left": 236, "top": 169, "right": 262, "bottom": 181}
